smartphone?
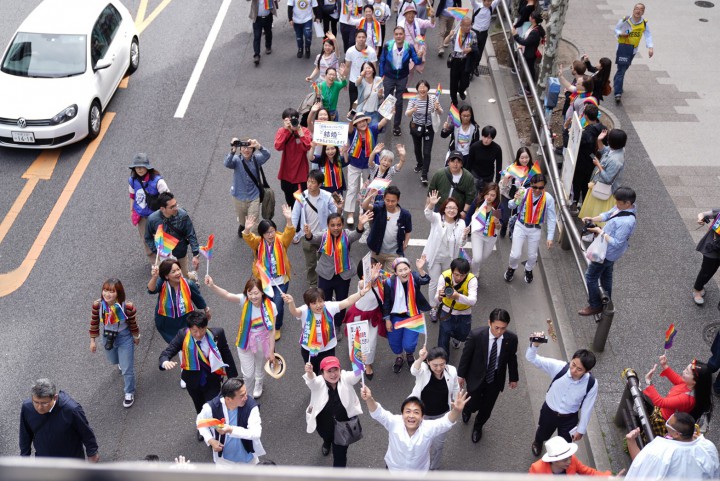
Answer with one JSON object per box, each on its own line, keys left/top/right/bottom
{"left": 569, "top": 426, "right": 578, "bottom": 437}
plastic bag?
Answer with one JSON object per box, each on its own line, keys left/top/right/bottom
{"left": 585, "top": 233, "right": 607, "bottom": 263}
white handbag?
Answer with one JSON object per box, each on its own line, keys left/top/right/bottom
{"left": 591, "top": 181, "right": 612, "bottom": 201}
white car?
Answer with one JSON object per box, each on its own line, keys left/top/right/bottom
{"left": 0, "top": 0, "right": 139, "bottom": 148}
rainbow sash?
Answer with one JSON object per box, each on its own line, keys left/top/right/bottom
{"left": 521, "top": 190, "right": 547, "bottom": 225}
{"left": 350, "top": 128, "right": 374, "bottom": 159}
{"left": 320, "top": 231, "right": 351, "bottom": 274}
{"left": 263, "top": 0, "right": 272, "bottom": 9}
{"left": 157, "top": 278, "right": 193, "bottom": 318}
{"left": 236, "top": 298, "right": 275, "bottom": 350}
{"left": 301, "top": 307, "right": 335, "bottom": 354}
{"left": 322, "top": 158, "right": 344, "bottom": 189}
{"left": 358, "top": 17, "right": 381, "bottom": 45}
{"left": 569, "top": 90, "right": 590, "bottom": 105}
{"left": 180, "top": 329, "right": 227, "bottom": 376}
{"left": 101, "top": 301, "right": 127, "bottom": 325}
{"left": 711, "top": 213, "right": 720, "bottom": 235}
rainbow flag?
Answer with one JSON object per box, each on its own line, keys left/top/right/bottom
{"left": 155, "top": 225, "right": 179, "bottom": 257}
{"left": 293, "top": 188, "right": 306, "bottom": 206}
{"left": 458, "top": 247, "right": 472, "bottom": 263}
{"left": 435, "top": 83, "right": 442, "bottom": 97}
{"left": 199, "top": 234, "right": 214, "bottom": 260}
{"left": 505, "top": 163, "right": 530, "bottom": 181}
{"left": 448, "top": 103, "right": 461, "bottom": 127}
{"left": 154, "top": 224, "right": 165, "bottom": 253}
{"left": 254, "top": 258, "right": 276, "bottom": 297}
{"left": 197, "top": 417, "right": 225, "bottom": 428}
{"left": 416, "top": 35, "right": 425, "bottom": 46}
{"left": 351, "top": 329, "right": 364, "bottom": 376}
{"left": 101, "top": 301, "right": 127, "bottom": 325}
{"left": 710, "top": 214, "right": 720, "bottom": 235}
{"left": 402, "top": 92, "right": 417, "bottom": 100}
{"left": 312, "top": 81, "right": 320, "bottom": 98}
{"left": 526, "top": 161, "right": 542, "bottom": 181}
{"left": 367, "top": 177, "right": 391, "bottom": 192}
{"left": 445, "top": 7, "right": 469, "bottom": 20}
{"left": 664, "top": 323, "right": 677, "bottom": 350}
{"left": 395, "top": 314, "right": 426, "bottom": 334}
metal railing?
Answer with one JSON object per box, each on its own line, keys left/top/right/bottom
{"left": 494, "top": 3, "right": 614, "bottom": 351}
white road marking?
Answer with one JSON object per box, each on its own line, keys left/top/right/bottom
{"left": 174, "top": 0, "right": 232, "bottom": 118}
{"left": 406, "top": 238, "right": 496, "bottom": 251}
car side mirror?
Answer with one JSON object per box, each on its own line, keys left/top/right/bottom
{"left": 94, "top": 59, "right": 112, "bottom": 71}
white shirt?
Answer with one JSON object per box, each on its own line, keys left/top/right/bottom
{"left": 297, "top": 301, "right": 341, "bottom": 352}
{"left": 345, "top": 46, "right": 378, "bottom": 80}
{"left": 487, "top": 330, "right": 503, "bottom": 371}
{"left": 391, "top": 42, "right": 405, "bottom": 71}
{"left": 305, "top": 192, "right": 322, "bottom": 234}
{"left": 288, "top": 0, "right": 318, "bottom": 24}
{"left": 455, "top": 124, "right": 475, "bottom": 155}
{"left": 626, "top": 435, "right": 720, "bottom": 480}
{"left": 525, "top": 345, "right": 598, "bottom": 435}
{"left": 370, "top": 403, "right": 455, "bottom": 472}
{"left": 355, "top": 286, "right": 381, "bottom": 311}
{"left": 470, "top": 0, "right": 500, "bottom": 32}
{"left": 371, "top": 1, "right": 391, "bottom": 24}
{"left": 197, "top": 397, "right": 266, "bottom": 463}
{"left": 381, "top": 209, "right": 400, "bottom": 253}
{"left": 237, "top": 294, "right": 278, "bottom": 330}
{"left": 448, "top": 172, "right": 462, "bottom": 199}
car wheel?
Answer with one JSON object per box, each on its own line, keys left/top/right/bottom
{"left": 88, "top": 100, "right": 102, "bottom": 140}
{"left": 128, "top": 37, "right": 139, "bottom": 74}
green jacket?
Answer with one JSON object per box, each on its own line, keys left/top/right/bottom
{"left": 428, "top": 167, "right": 477, "bottom": 210}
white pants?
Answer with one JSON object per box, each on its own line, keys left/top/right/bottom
{"left": 470, "top": 233, "right": 497, "bottom": 275}
{"left": 428, "top": 256, "right": 453, "bottom": 307}
{"left": 425, "top": 413, "right": 449, "bottom": 470}
{"left": 508, "top": 222, "right": 542, "bottom": 271}
{"left": 344, "top": 165, "right": 367, "bottom": 215}
{"left": 237, "top": 347, "right": 266, "bottom": 396}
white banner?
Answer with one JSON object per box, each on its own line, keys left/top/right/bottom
{"left": 562, "top": 112, "right": 583, "bottom": 201}
{"left": 313, "top": 121, "right": 349, "bottom": 146}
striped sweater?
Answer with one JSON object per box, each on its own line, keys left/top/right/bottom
{"left": 89, "top": 300, "right": 139, "bottom": 338}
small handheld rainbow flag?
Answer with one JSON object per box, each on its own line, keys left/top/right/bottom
{"left": 445, "top": 7, "right": 469, "bottom": 20}
{"left": 524, "top": 161, "right": 542, "bottom": 185}
{"left": 154, "top": 224, "right": 165, "bottom": 253}
{"left": 200, "top": 234, "right": 214, "bottom": 260}
{"left": 664, "top": 323, "right": 677, "bottom": 350}
{"left": 312, "top": 81, "right": 320, "bottom": 98}
{"left": 395, "top": 314, "right": 426, "bottom": 334}
{"left": 458, "top": 247, "right": 472, "bottom": 264}
{"left": 435, "top": 83, "right": 442, "bottom": 97}
{"left": 415, "top": 35, "right": 425, "bottom": 46}
{"left": 351, "top": 329, "right": 365, "bottom": 376}
{"left": 448, "top": 103, "right": 461, "bottom": 127}
{"left": 367, "top": 177, "right": 392, "bottom": 192}
{"left": 197, "top": 417, "right": 225, "bottom": 429}
{"left": 402, "top": 92, "right": 417, "bottom": 100}
{"left": 155, "top": 225, "right": 179, "bottom": 258}
{"left": 293, "top": 188, "right": 306, "bottom": 207}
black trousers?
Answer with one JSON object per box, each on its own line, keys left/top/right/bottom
{"left": 411, "top": 127, "right": 435, "bottom": 177}
{"left": 474, "top": 29, "right": 489, "bottom": 68}
{"left": 301, "top": 347, "right": 336, "bottom": 375}
{"left": 340, "top": 23, "right": 356, "bottom": 53}
{"left": 322, "top": 14, "right": 338, "bottom": 36}
{"left": 187, "top": 376, "right": 222, "bottom": 414}
{"left": 318, "top": 274, "right": 350, "bottom": 328}
{"left": 348, "top": 82, "right": 358, "bottom": 109}
{"left": 281, "top": 179, "right": 307, "bottom": 207}
{"left": 695, "top": 255, "right": 720, "bottom": 291}
{"left": 449, "top": 57, "right": 470, "bottom": 107}
{"left": 317, "top": 414, "right": 349, "bottom": 467}
{"left": 464, "top": 380, "right": 502, "bottom": 429}
{"left": 252, "top": 15, "right": 273, "bottom": 56}
{"left": 534, "top": 402, "right": 579, "bottom": 444}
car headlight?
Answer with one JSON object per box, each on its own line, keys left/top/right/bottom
{"left": 49, "top": 104, "right": 78, "bottom": 125}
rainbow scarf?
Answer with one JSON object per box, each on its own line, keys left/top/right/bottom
{"left": 358, "top": 17, "right": 381, "bottom": 45}
{"left": 711, "top": 213, "right": 720, "bottom": 235}
{"left": 101, "top": 301, "right": 127, "bottom": 325}
{"left": 236, "top": 298, "right": 275, "bottom": 349}
{"left": 301, "top": 307, "right": 335, "bottom": 354}
{"left": 157, "top": 278, "right": 193, "bottom": 318}
{"left": 258, "top": 237, "right": 288, "bottom": 280}
{"left": 320, "top": 231, "right": 351, "bottom": 274}
{"left": 393, "top": 274, "right": 420, "bottom": 317}
{"left": 474, "top": 202, "right": 498, "bottom": 237}
{"left": 521, "top": 190, "right": 547, "bottom": 225}
{"left": 322, "top": 157, "right": 344, "bottom": 189}
{"left": 180, "top": 329, "right": 227, "bottom": 376}
{"left": 350, "top": 127, "right": 374, "bottom": 159}
{"left": 569, "top": 90, "right": 590, "bottom": 105}
{"left": 264, "top": 0, "right": 272, "bottom": 9}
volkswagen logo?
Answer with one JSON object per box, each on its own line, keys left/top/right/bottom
{"left": 17, "top": 118, "right": 27, "bottom": 129}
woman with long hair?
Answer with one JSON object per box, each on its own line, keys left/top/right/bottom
{"left": 406, "top": 79, "right": 443, "bottom": 186}
{"left": 583, "top": 55, "right": 612, "bottom": 103}
{"left": 466, "top": 182, "right": 502, "bottom": 275}
{"left": 308, "top": 102, "right": 332, "bottom": 158}
{"left": 313, "top": 144, "right": 349, "bottom": 195}
{"left": 128, "top": 154, "right": 169, "bottom": 262}
{"left": 511, "top": 11, "right": 545, "bottom": 92}
{"left": 355, "top": 61, "right": 384, "bottom": 125}
{"left": 440, "top": 105, "right": 480, "bottom": 164}
{"left": 306, "top": 36, "right": 340, "bottom": 83}
{"left": 498, "top": 147, "right": 532, "bottom": 238}
{"left": 89, "top": 278, "right": 140, "bottom": 408}
{"left": 204, "top": 276, "right": 277, "bottom": 399}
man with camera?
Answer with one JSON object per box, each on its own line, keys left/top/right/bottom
{"left": 275, "top": 108, "right": 312, "bottom": 207}
{"left": 526, "top": 335, "right": 598, "bottom": 457}
{"left": 578, "top": 186, "right": 637, "bottom": 316}
{"left": 434, "top": 257, "right": 477, "bottom": 354}
{"left": 225, "top": 138, "right": 271, "bottom": 237}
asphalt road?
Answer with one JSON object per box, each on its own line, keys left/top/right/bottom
{"left": 0, "top": 0, "right": 563, "bottom": 471}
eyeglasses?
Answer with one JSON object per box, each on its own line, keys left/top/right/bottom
{"left": 32, "top": 399, "right": 54, "bottom": 407}
{"left": 531, "top": 185, "right": 545, "bottom": 190}
{"left": 665, "top": 420, "right": 678, "bottom": 433}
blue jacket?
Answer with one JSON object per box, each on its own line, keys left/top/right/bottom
{"left": 224, "top": 147, "right": 271, "bottom": 201}
{"left": 129, "top": 173, "right": 164, "bottom": 217}
{"left": 599, "top": 205, "right": 636, "bottom": 262}
{"left": 367, "top": 202, "right": 412, "bottom": 256}
{"left": 382, "top": 271, "right": 431, "bottom": 319}
{"left": 378, "top": 41, "right": 422, "bottom": 79}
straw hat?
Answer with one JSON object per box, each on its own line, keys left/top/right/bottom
{"left": 352, "top": 112, "right": 372, "bottom": 125}
{"left": 541, "top": 436, "right": 578, "bottom": 463}
{"left": 264, "top": 353, "right": 286, "bottom": 379}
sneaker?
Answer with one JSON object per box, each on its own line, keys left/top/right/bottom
{"left": 265, "top": 47, "right": 272, "bottom": 55}
{"left": 393, "top": 127, "right": 402, "bottom": 136}
{"left": 421, "top": 177, "right": 428, "bottom": 186}
{"left": 459, "top": 91, "right": 466, "bottom": 100}
{"left": 615, "top": 94, "right": 622, "bottom": 104}
{"left": 406, "top": 353, "right": 415, "bottom": 369}
{"left": 393, "top": 356, "right": 404, "bottom": 373}
{"left": 253, "top": 383, "right": 263, "bottom": 399}
{"left": 438, "top": 48, "right": 444, "bottom": 57}
{"left": 297, "top": 49, "right": 303, "bottom": 58}
{"left": 123, "top": 393, "right": 135, "bottom": 408}
{"left": 253, "top": 55, "right": 260, "bottom": 66}
{"left": 524, "top": 270, "right": 534, "bottom": 283}
{"left": 321, "top": 440, "right": 331, "bottom": 456}
{"left": 413, "top": 166, "right": 422, "bottom": 173}
{"left": 504, "top": 268, "right": 515, "bottom": 282}
{"left": 274, "top": 328, "right": 281, "bottom": 341}
{"left": 180, "top": 379, "right": 187, "bottom": 389}
{"left": 305, "top": 48, "right": 311, "bottom": 59}
{"left": 346, "top": 215, "right": 354, "bottom": 226}
{"left": 473, "top": 67, "right": 480, "bottom": 77}
{"left": 451, "top": 338, "right": 461, "bottom": 349}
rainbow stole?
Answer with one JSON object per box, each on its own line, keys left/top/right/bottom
{"left": 157, "top": 278, "right": 193, "bottom": 317}
{"left": 322, "top": 158, "right": 344, "bottom": 189}
{"left": 301, "top": 307, "right": 335, "bottom": 352}
{"left": 263, "top": 0, "right": 272, "bottom": 9}
{"left": 350, "top": 128, "right": 374, "bottom": 159}
{"left": 320, "top": 231, "right": 351, "bottom": 274}
{"left": 258, "top": 237, "right": 288, "bottom": 280}
{"left": 395, "top": 274, "right": 419, "bottom": 317}
{"left": 569, "top": 90, "right": 590, "bottom": 105}
{"left": 521, "top": 190, "right": 547, "bottom": 225}
{"left": 474, "top": 202, "right": 497, "bottom": 237}
{"left": 236, "top": 298, "right": 275, "bottom": 349}
{"left": 358, "top": 17, "right": 381, "bottom": 45}
{"left": 101, "top": 300, "right": 127, "bottom": 325}
{"left": 712, "top": 213, "right": 720, "bottom": 235}
{"left": 180, "top": 330, "right": 226, "bottom": 376}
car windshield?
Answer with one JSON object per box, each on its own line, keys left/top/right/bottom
{"left": 1, "top": 32, "right": 87, "bottom": 78}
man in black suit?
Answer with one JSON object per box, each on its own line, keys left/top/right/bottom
{"left": 457, "top": 308, "right": 519, "bottom": 443}
{"left": 160, "top": 311, "right": 238, "bottom": 433}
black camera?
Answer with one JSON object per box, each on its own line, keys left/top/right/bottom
{"left": 443, "top": 276, "right": 454, "bottom": 297}
{"left": 581, "top": 220, "right": 597, "bottom": 235}
{"left": 529, "top": 335, "right": 548, "bottom": 344}
{"left": 289, "top": 115, "right": 300, "bottom": 128}
{"left": 231, "top": 140, "right": 251, "bottom": 147}
{"left": 702, "top": 215, "right": 712, "bottom": 224}
{"left": 104, "top": 330, "right": 118, "bottom": 350}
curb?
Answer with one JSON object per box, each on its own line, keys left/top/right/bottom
{"left": 484, "top": 30, "right": 613, "bottom": 474}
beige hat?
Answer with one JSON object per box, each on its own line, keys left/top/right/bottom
{"left": 541, "top": 436, "right": 578, "bottom": 463}
{"left": 264, "top": 353, "right": 286, "bottom": 379}
{"left": 352, "top": 112, "right": 372, "bottom": 125}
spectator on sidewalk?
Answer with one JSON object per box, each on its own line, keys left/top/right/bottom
{"left": 571, "top": 104, "right": 605, "bottom": 210}
{"left": 428, "top": 151, "right": 476, "bottom": 218}
{"left": 19, "top": 379, "right": 99, "bottom": 461}
{"left": 526, "top": 337, "right": 598, "bottom": 457}
{"left": 578, "top": 186, "right": 636, "bottom": 316}
{"left": 511, "top": 12, "right": 545, "bottom": 92}
{"left": 582, "top": 55, "right": 612, "bottom": 104}
{"left": 578, "top": 129, "right": 627, "bottom": 223}
{"left": 613, "top": 3, "right": 654, "bottom": 104}
{"left": 467, "top": 125, "right": 502, "bottom": 192}
{"left": 529, "top": 436, "right": 611, "bottom": 475}
{"left": 707, "top": 329, "right": 720, "bottom": 396}
{"left": 693, "top": 208, "right": 720, "bottom": 306}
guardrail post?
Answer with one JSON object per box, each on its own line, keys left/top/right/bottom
{"left": 592, "top": 297, "right": 614, "bottom": 352}
{"left": 614, "top": 368, "right": 655, "bottom": 451}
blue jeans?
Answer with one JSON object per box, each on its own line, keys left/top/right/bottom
{"left": 293, "top": 21, "right": 313, "bottom": 50}
{"left": 613, "top": 62, "right": 632, "bottom": 96}
{"left": 437, "top": 313, "right": 472, "bottom": 354}
{"left": 585, "top": 259, "right": 615, "bottom": 309}
{"left": 103, "top": 328, "right": 136, "bottom": 394}
{"left": 271, "top": 283, "right": 289, "bottom": 329}
{"left": 387, "top": 314, "right": 420, "bottom": 355}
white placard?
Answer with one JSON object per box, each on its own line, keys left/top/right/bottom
{"left": 362, "top": 252, "right": 372, "bottom": 283}
{"left": 312, "top": 121, "right": 349, "bottom": 146}
{"left": 347, "top": 319, "right": 370, "bottom": 355}
{"left": 563, "top": 112, "right": 583, "bottom": 201}
{"left": 378, "top": 94, "right": 396, "bottom": 120}
{"left": 561, "top": 148, "right": 576, "bottom": 202}
{"left": 313, "top": 21, "right": 324, "bottom": 38}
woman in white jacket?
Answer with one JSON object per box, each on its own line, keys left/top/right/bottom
{"left": 409, "top": 346, "right": 460, "bottom": 470}
{"left": 304, "top": 356, "right": 363, "bottom": 467}
{"left": 422, "top": 190, "right": 468, "bottom": 322}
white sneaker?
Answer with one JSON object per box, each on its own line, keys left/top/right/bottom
{"left": 253, "top": 382, "right": 263, "bottom": 399}
{"left": 180, "top": 379, "right": 187, "bottom": 389}
{"left": 123, "top": 393, "right": 135, "bottom": 408}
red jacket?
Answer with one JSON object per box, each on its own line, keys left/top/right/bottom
{"left": 643, "top": 367, "right": 695, "bottom": 420}
{"left": 529, "top": 456, "right": 610, "bottom": 475}
{"left": 274, "top": 126, "right": 311, "bottom": 184}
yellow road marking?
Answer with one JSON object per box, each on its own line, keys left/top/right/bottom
{"left": 137, "top": 0, "right": 174, "bottom": 35}
{"left": 0, "top": 150, "right": 60, "bottom": 246}
{"left": 119, "top": 75, "right": 129, "bottom": 88}
{"left": 0, "top": 113, "right": 115, "bottom": 298}
{"left": 136, "top": 0, "right": 149, "bottom": 26}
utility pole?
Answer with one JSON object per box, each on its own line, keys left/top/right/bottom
{"left": 536, "top": 0, "right": 569, "bottom": 98}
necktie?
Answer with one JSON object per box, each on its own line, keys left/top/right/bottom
{"left": 485, "top": 337, "right": 498, "bottom": 384}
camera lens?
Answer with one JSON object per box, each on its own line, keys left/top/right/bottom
{"left": 290, "top": 116, "right": 300, "bottom": 127}
{"left": 444, "top": 286, "right": 454, "bottom": 297}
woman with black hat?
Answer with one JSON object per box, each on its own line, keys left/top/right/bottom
{"left": 128, "top": 153, "right": 169, "bottom": 263}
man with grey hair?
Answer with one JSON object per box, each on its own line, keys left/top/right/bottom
{"left": 19, "top": 379, "right": 99, "bottom": 461}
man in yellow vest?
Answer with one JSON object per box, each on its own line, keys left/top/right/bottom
{"left": 435, "top": 257, "right": 477, "bottom": 354}
{"left": 613, "top": 3, "right": 654, "bottom": 104}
